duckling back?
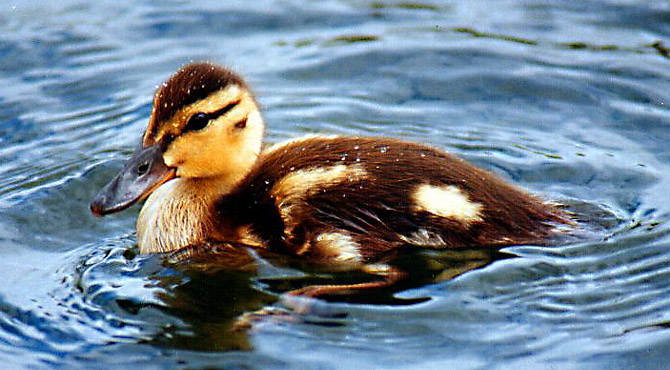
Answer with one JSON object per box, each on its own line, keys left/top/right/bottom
{"left": 213, "top": 136, "right": 570, "bottom": 266}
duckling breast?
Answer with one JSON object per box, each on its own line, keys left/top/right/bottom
{"left": 137, "top": 179, "right": 213, "bottom": 254}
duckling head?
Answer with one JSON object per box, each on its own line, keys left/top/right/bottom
{"left": 91, "top": 62, "right": 264, "bottom": 216}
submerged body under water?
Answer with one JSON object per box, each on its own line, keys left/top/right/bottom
{"left": 2, "top": 1, "right": 670, "bottom": 369}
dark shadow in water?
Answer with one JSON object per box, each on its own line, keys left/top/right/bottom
{"left": 136, "top": 246, "right": 275, "bottom": 351}
{"left": 134, "top": 244, "right": 512, "bottom": 351}
{"left": 256, "top": 247, "right": 512, "bottom": 306}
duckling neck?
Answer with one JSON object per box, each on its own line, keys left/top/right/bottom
{"left": 136, "top": 175, "right": 240, "bottom": 254}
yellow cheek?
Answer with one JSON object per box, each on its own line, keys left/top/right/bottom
{"left": 164, "top": 134, "right": 214, "bottom": 178}
{"left": 163, "top": 128, "right": 249, "bottom": 179}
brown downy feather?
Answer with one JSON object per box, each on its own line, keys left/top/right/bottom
{"left": 212, "top": 136, "right": 570, "bottom": 264}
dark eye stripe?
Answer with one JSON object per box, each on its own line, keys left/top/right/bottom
{"left": 210, "top": 99, "right": 240, "bottom": 119}
{"left": 183, "top": 99, "right": 240, "bottom": 133}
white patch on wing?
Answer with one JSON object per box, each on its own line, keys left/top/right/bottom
{"left": 412, "top": 184, "right": 483, "bottom": 223}
{"left": 271, "top": 164, "right": 368, "bottom": 234}
{"left": 272, "top": 164, "right": 367, "bottom": 198}
{"left": 399, "top": 228, "right": 447, "bottom": 247}
{"left": 310, "top": 232, "right": 363, "bottom": 264}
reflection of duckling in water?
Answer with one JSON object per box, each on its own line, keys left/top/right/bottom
{"left": 169, "top": 245, "right": 510, "bottom": 334}
{"left": 91, "top": 62, "right": 572, "bottom": 297}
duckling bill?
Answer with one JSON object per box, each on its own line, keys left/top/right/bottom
{"left": 91, "top": 62, "right": 571, "bottom": 296}
{"left": 91, "top": 141, "right": 175, "bottom": 216}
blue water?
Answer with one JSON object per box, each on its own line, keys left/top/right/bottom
{"left": 2, "top": 1, "right": 670, "bottom": 369}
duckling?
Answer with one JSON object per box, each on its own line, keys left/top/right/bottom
{"left": 90, "top": 62, "right": 571, "bottom": 296}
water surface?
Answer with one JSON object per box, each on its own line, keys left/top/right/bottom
{"left": 2, "top": 1, "right": 670, "bottom": 369}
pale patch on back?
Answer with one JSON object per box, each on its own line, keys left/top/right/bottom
{"left": 412, "top": 184, "right": 484, "bottom": 224}
{"left": 302, "top": 232, "right": 363, "bottom": 265}
{"left": 270, "top": 163, "right": 368, "bottom": 238}
{"left": 272, "top": 163, "right": 367, "bottom": 200}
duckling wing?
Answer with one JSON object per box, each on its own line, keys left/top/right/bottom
{"left": 232, "top": 136, "right": 567, "bottom": 264}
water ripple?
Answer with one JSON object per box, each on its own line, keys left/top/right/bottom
{"left": 2, "top": 0, "right": 670, "bottom": 369}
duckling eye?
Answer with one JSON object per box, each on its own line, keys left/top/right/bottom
{"left": 184, "top": 112, "right": 210, "bottom": 132}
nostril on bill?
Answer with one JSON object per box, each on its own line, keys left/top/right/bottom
{"left": 137, "top": 162, "right": 150, "bottom": 175}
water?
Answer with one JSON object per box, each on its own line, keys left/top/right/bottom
{"left": 2, "top": 0, "right": 670, "bottom": 368}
